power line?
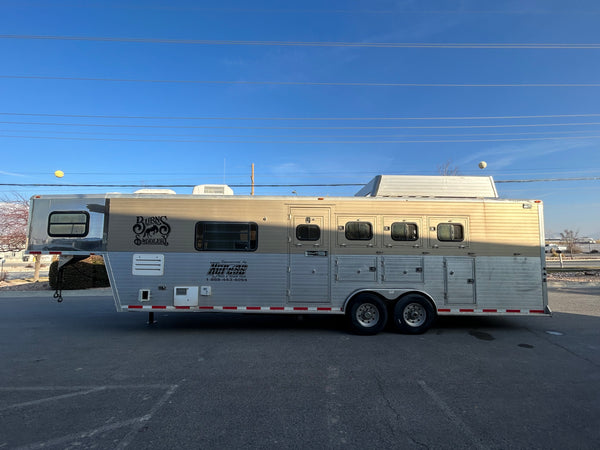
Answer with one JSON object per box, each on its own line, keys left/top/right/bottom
{"left": 497, "top": 177, "right": 600, "bottom": 183}
{"left": 2, "top": 75, "right": 600, "bottom": 87}
{"left": 1, "top": 178, "right": 599, "bottom": 189}
{"left": 0, "top": 182, "right": 364, "bottom": 188}
{"left": 8, "top": 4, "right": 600, "bottom": 15}
{"left": 2, "top": 112, "right": 600, "bottom": 121}
{"left": 6, "top": 3, "right": 600, "bottom": 15}
{"left": 3, "top": 128, "right": 598, "bottom": 139}
{"left": 1, "top": 133, "right": 600, "bottom": 144}
{"left": 2, "top": 34, "right": 600, "bottom": 49}
{"left": 10, "top": 167, "right": 600, "bottom": 178}
{"left": 3, "top": 120, "right": 600, "bottom": 130}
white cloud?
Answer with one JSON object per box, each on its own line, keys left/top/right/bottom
{"left": 0, "top": 170, "right": 25, "bottom": 177}
{"left": 456, "top": 139, "right": 593, "bottom": 171}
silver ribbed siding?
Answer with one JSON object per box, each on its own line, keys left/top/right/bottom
{"left": 105, "top": 253, "right": 545, "bottom": 314}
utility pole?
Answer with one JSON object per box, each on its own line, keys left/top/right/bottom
{"left": 251, "top": 163, "right": 255, "bottom": 195}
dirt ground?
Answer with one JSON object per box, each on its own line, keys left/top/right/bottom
{"left": 0, "top": 279, "right": 51, "bottom": 291}
{"left": 0, "top": 261, "right": 51, "bottom": 291}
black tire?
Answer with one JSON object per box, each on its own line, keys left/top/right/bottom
{"left": 347, "top": 293, "right": 388, "bottom": 335}
{"left": 393, "top": 294, "right": 435, "bottom": 334}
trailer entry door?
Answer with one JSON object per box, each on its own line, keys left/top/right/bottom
{"left": 288, "top": 208, "right": 331, "bottom": 303}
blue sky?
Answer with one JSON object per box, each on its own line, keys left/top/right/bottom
{"left": 0, "top": 0, "right": 599, "bottom": 238}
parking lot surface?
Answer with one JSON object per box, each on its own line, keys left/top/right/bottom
{"left": 1, "top": 284, "right": 599, "bottom": 449}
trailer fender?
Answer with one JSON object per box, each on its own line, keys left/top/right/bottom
{"left": 342, "top": 288, "right": 431, "bottom": 312}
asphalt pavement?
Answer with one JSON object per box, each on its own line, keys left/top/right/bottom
{"left": 0, "top": 284, "right": 599, "bottom": 449}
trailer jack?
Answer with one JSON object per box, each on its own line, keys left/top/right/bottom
{"left": 52, "top": 255, "right": 85, "bottom": 303}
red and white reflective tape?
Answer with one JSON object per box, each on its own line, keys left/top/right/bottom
{"left": 124, "top": 305, "right": 344, "bottom": 313}
{"left": 437, "top": 308, "right": 547, "bottom": 315}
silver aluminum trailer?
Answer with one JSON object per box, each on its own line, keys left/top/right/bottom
{"left": 26, "top": 176, "right": 550, "bottom": 334}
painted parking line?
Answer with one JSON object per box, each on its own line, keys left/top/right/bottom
{"left": 418, "top": 380, "right": 489, "bottom": 450}
{"left": 0, "top": 384, "right": 178, "bottom": 449}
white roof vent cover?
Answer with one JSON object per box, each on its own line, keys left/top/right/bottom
{"left": 134, "top": 189, "right": 176, "bottom": 195}
{"left": 192, "top": 184, "right": 234, "bottom": 195}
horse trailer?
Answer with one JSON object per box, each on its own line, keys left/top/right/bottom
{"left": 26, "top": 175, "right": 550, "bottom": 334}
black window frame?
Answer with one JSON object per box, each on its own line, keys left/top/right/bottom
{"left": 390, "top": 222, "right": 419, "bottom": 242}
{"left": 47, "top": 211, "right": 90, "bottom": 237}
{"left": 195, "top": 221, "right": 258, "bottom": 252}
{"left": 345, "top": 221, "right": 373, "bottom": 241}
{"left": 437, "top": 223, "right": 464, "bottom": 242}
{"left": 296, "top": 224, "right": 321, "bottom": 241}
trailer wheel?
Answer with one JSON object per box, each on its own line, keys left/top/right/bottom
{"left": 347, "top": 294, "right": 388, "bottom": 335}
{"left": 393, "top": 294, "right": 435, "bottom": 334}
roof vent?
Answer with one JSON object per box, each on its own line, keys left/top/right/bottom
{"left": 134, "top": 189, "right": 176, "bottom": 195}
{"left": 192, "top": 184, "right": 234, "bottom": 195}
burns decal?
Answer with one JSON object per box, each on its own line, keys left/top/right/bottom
{"left": 133, "top": 216, "right": 171, "bottom": 246}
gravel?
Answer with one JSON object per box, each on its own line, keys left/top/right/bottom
{"left": 547, "top": 271, "right": 600, "bottom": 283}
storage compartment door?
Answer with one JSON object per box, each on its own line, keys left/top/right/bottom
{"left": 444, "top": 257, "right": 476, "bottom": 304}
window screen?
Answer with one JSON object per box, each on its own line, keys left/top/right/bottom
{"left": 391, "top": 222, "right": 419, "bottom": 241}
{"left": 437, "top": 223, "right": 464, "bottom": 242}
{"left": 48, "top": 211, "right": 89, "bottom": 237}
{"left": 345, "top": 222, "right": 373, "bottom": 241}
{"left": 195, "top": 222, "right": 258, "bottom": 251}
{"left": 296, "top": 224, "right": 320, "bottom": 241}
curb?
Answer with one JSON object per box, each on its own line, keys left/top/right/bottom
{"left": 0, "top": 288, "right": 113, "bottom": 298}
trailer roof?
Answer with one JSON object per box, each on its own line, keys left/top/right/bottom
{"left": 355, "top": 175, "right": 498, "bottom": 198}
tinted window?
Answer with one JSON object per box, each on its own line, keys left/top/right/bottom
{"left": 345, "top": 222, "right": 373, "bottom": 240}
{"left": 48, "top": 211, "right": 89, "bottom": 237}
{"left": 195, "top": 222, "right": 258, "bottom": 251}
{"left": 391, "top": 222, "right": 418, "bottom": 241}
{"left": 296, "top": 224, "right": 320, "bottom": 241}
{"left": 437, "top": 223, "right": 464, "bottom": 242}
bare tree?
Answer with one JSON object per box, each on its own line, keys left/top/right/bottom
{"left": 0, "top": 194, "right": 29, "bottom": 252}
{"left": 559, "top": 229, "right": 580, "bottom": 256}
{"left": 438, "top": 160, "right": 460, "bottom": 176}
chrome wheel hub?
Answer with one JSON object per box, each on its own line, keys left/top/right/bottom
{"left": 403, "top": 303, "right": 426, "bottom": 327}
{"left": 356, "top": 303, "right": 380, "bottom": 327}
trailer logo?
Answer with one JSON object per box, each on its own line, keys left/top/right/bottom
{"left": 133, "top": 216, "right": 171, "bottom": 246}
{"left": 207, "top": 261, "right": 248, "bottom": 282}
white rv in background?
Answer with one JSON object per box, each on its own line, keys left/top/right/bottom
{"left": 26, "top": 175, "right": 550, "bottom": 334}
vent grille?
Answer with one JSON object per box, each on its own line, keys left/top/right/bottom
{"left": 192, "top": 184, "right": 234, "bottom": 195}
{"left": 132, "top": 254, "right": 165, "bottom": 276}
